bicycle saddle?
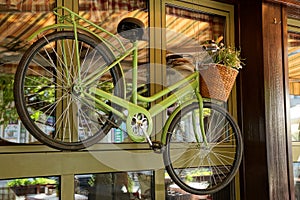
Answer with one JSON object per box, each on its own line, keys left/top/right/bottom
{"left": 117, "top": 17, "right": 145, "bottom": 41}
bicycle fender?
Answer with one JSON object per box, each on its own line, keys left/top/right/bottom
{"left": 161, "top": 98, "right": 198, "bottom": 145}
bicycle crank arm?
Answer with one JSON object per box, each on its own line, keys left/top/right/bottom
{"left": 141, "top": 128, "right": 164, "bottom": 153}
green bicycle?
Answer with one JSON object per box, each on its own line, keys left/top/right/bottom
{"left": 13, "top": 6, "right": 243, "bottom": 195}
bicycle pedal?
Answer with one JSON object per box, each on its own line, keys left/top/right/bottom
{"left": 151, "top": 142, "right": 164, "bottom": 154}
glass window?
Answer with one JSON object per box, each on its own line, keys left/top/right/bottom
{"left": 78, "top": 0, "right": 149, "bottom": 144}
{"left": 165, "top": 4, "right": 227, "bottom": 99}
{"left": 0, "top": 0, "right": 56, "bottom": 144}
{"left": 165, "top": 170, "right": 212, "bottom": 200}
{"left": 78, "top": 0, "right": 149, "bottom": 81}
{"left": 288, "top": 27, "right": 300, "bottom": 141}
{"left": 164, "top": 4, "right": 230, "bottom": 199}
{"left": 294, "top": 163, "right": 300, "bottom": 200}
{"left": 288, "top": 19, "right": 300, "bottom": 199}
{"left": 0, "top": 0, "right": 149, "bottom": 145}
{"left": 75, "top": 171, "right": 153, "bottom": 199}
{"left": 0, "top": 176, "right": 59, "bottom": 199}
{"left": 166, "top": 4, "right": 226, "bottom": 52}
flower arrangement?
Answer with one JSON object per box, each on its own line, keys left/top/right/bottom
{"left": 203, "top": 40, "right": 244, "bottom": 70}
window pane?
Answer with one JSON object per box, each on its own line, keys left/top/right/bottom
{"left": 0, "top": 176, "right": 59, "bottom": 199}
{"left": 75, "top": 171, "right": 153, "bottom": 199}
{"left": 165, "top": 4, "right": 227, "bottom": 94}
{"left": 288, "top": 21, "right": 300, "bottom": 200}
{"left": 165, "top": 5, "right": 228, "bottom": 199}
{"left": 0, "top": 0, "right": 56, "bottom": 144}
{"left": 166, "top": 4, "right": 226, "bottom": 54}
{"left": 165, "top": 170, "right": 212, "bottom": 200}
{"left": 288, "top": 30, "right": 300, "bottom": 142}
{"left": 78, "top": 0, "right": 149, "bottom": 144}
{"left": 0, "top": 0, "right": 149, "bottom": 145}
{"left": 294, "top": 163, "right": 300, "bottom": 200}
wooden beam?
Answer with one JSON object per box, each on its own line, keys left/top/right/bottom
{"left": 265, "top": 0, "right": 300, "bottom": 7}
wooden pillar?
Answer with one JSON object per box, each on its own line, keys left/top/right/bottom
{"left": 239, "top": 0, "right": 293, "bottom": 199}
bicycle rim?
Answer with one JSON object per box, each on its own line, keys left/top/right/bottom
{"left": 14, "top": 31, "right": 124, "bottom": 150}
{"left": 164, "top": 102, "right": 243, "bottom": 194}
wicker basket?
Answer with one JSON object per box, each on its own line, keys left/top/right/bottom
{"left": 199, "top": 64, "right": 238, "bottom": 102}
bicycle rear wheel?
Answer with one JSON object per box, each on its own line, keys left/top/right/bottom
{"left": 163, "top": 102, "right": 243, "bottom": 194}
{"left": 14, "top": 31, "right": 124, "bottom": 150}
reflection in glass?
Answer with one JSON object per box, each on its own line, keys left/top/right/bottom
{"left": 290, "top": 96, "right": 300, "bottom": 141}
{"left": 75, "top": 171, "right": 153, "bottom": 200}
{"left": 288, "top": 22, "right": 300, "bottom": 199}
{"left": 288, "top": 30, "right": 300, "bottom": 141}
{"left": 165, "top": 171, "right": 212, "bottom": 200}
{"left": 0, "top": 0, "right": 56, "bottom": 144}
{"left": 294, "top": 163, "right": 300, "bottom": 200}
{"left": 0, "top": 176, "right": 59, "bottom": 199}
{"left": 165, "top": 4, "right": 226, "bottom": 59}
{"left": 0, "top": 0, "right": 150, "bottom": 144}
{"left": 78, "top": 0, "right": 149, "bottom": 144}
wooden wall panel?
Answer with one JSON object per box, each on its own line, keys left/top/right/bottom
{"left": 239, "top": 0, "right": 269, "bottom": 199}
{"left": 262, "top": 2, "right": 290, "bottom": 199}
{"left": 239, "top": 0, "right": 293, "bottom": 199}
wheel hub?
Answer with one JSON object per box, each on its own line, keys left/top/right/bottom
{"left": 72, "top": 84, "right": 83, "bottom": 96}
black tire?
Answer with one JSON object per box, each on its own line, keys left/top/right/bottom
{"left": 14, "top": 31, "right": 124, "bottom": 150}
{"left": 163, "top": 102, "right": 243, "bottom": 194}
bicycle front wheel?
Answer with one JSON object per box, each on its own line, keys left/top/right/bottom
{"left": 163, "top": 102, "right": 243, "bottom": 194}
{"left": 14, "top": 31, "right": 124, "bottom": 150}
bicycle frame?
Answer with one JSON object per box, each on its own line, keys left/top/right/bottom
{"left": 28, "top": 6, "right": 207, "bottom": 146}
{"left": 82, "top": 40, "right": 205, "bottom": 145}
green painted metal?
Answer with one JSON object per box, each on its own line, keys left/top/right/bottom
{"left": 148, "top": 78, "right": 198, "bottom": 117}
{"left": 137, "top": 72, "right": 199, "bottom": 103}
{"left": 87, "top": 87, "right": 153, "bottom": 142}
{"left": 132, "top": 41, "right": 139, "bottom": 105}
{"left": 195, "top": 91, "right": 208, "bottom": 145}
